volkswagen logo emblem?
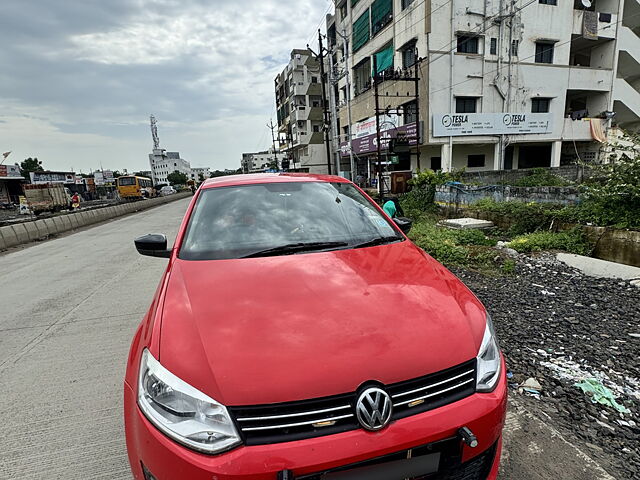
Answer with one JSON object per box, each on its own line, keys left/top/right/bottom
{"left": 355, "top": 387, "right": 393, "bottom": 431}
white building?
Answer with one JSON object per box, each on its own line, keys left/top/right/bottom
{"left": 275, "top": 49, "right": 332, "bottom": 173}
{"left": 149, "top": 149, "right": 192, "bottom": 185}
{"left": 191, "top": 167, "right": 211, "bottom": 182}
{"left": 241, "top": 149, "right": 288, "bottom": 173}
{"left": 329, "top": 0, "right": 639, "bottom": 176}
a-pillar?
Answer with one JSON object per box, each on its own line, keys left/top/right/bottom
{"left": 551, "top": 141, "right": 562, "bottom": 167}
{"left": 441, "top": 143, "right": 453, "bottom": 172}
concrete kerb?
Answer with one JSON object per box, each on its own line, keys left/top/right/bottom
{"left": 23, "top": 222, "right": 41, "bottom": 241}
{"left": 33, "top": 219, "right": 49, "bottom": 238}
{"left": 52, "top": 216, "right": 67, "bottom": 234}
{"left": 11, "top": 224, "right": 30, "bottom": 244}
{"left": 0, "top": 225, "right": 17, "bottom": 248}
{"left": 1, "top": 193, "right": 189, "bottom": 250}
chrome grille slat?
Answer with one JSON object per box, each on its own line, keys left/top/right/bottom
{"left": 228, "top": 359, "right": 477, "bottom": 445}
{"left": 237, "top": 404, "right": 351, "bottom": 422}
{"left": 241, "top": 414, "right": 354, "bottom": 431}
{"left": 391, "top": 369, "right": 475, "bottom": 399}
{"left": 393, "top": 378, "right": 475, "bottom": 407}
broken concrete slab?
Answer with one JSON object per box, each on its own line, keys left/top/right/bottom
{"left": 557, "top": 253, "right": 640, "bottom": 280}
{"left": 439, "top": 217, "right": 495, "bottom": 230}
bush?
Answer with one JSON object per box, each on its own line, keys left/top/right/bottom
{"left": 470, "top": 199, "right": 563, "bottom": 234}
{"left": 507, "top": 230, "right": 591, "bottom": 255}
{"left": 511, "top": 168, "right": 571, "bottom": 187}
{"left": 400, "top": 169, "right": 465, "bottom": 218}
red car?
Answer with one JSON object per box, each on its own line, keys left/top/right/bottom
{"left": 124, "top": 173, "right": 507, "bottom": 480}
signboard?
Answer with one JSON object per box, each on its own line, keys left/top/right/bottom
{"left": 94, "top": 172, "right": 104, "bottom": 186}
{"left": 0, "top": 164, "right": 22, "bottom": 178}
{"left": 340, "top": 122, "right": 419, "bottom": 157}
{"left": 432, "top": 113, "right": 553, "bottom": 137}
{"left": 30, "top": 171, "right": 75, "bottom": 184}
{"left": 103, "top": 170, "right": 115, "bottom": 183}
{"left": 354, "top": 115, "right": 402, "bottom": 138}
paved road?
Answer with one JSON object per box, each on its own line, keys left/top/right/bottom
{"left": 0, "top": 197, "right": 614, "bottom": 479}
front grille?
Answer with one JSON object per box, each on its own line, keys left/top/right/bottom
{"left": 229, "top": 359, "right": 476, "bottom": 445}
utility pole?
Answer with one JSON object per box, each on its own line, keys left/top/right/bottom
{"left": 373, "top": 55, "right": 383, "bottom": 200}
{"left": 317, "top": 30, "right": 333, "bottom": 175}
{"left": 267, "top": 118, "right": 279, "bottom": 170}
{"left": 414, "top": 51, "right": 421, "bottom": 171}
{"left": 328, "top": 50, "right": 341, "bottom": 176}
{"left": 340, "top": 28, "right": 356, "bottom": 180}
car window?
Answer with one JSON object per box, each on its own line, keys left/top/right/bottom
{"left": 179, "top": 182, "right": 401, "bottom": 260}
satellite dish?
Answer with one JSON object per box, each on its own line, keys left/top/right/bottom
{"left": 581, "top": 0, "right": 592, "bottom": 8}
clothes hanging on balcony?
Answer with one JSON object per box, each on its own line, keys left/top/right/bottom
{"left": 583, "top": 11, "right": 598, "bottom": 40}
{"left": 590, "top": 119, "right": 606, "bottom": 143}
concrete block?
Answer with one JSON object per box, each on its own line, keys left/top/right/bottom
{"left": 68, "top": 214, "right": 80, "bottom": 229}
{"left": 43, "top": 218, "right": 58, "bottom": 235}
{"left": 11, "top": 224, "right": 30, "bottom": 244}
{"left": 75, "top": 212, "right": 89, "bottom": 226}
{"left": 61, "top": 215, "right": 73, "bottom": 231}
{"left": 33, "top": 219, "right": 49, "bottom": 238}
{"left": 557, "top": 253, "right": 640, "bottom": 280}
{"left": 439, "top": 218, "right": 495, "bottom": 230}
{"left": 0, "top": 225, "right": 18, "bottom": 248}
{"left": 0, "top": 229, "right": 6, "bottom": 250}
{"left": 53, "top": 216, "right": 67, "bottom": 233}
{"left": 23, "top": 222, "right": 41, "bottom": 241}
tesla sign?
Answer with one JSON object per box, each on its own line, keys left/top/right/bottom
{"left": 433, "top": 113, "right": 553, "bottom": 137}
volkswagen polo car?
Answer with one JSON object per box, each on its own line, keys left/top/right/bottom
{"left": 124, "top": 173, "right": 507, "bottom": 480}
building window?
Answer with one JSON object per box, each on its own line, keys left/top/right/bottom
{"left": 339, "top": 2, "right": 347, "bottom": 20}
{"left": 535, "top": 42, "right": 554, "bottom": 64}
{"left": 353, "top": 57, "right": 372, "bottom": 96}
{"left": 311, "top": 76, "right": 318, "bottom": 83}
{"left": 371, "top": 0, "right": 393, "bottom": 36}
{"left": 467, "top": 155, "right": 485, "bottom": 168}
{"left": 402, "top": 0, "right": 415, "bottom": 9}
{"left": 490, "top": 38, "right": 497, "bottom": 55}
{"left": 455, "top": 97, "right": 478, "bottom": 113}
{"left": 539, "top": 0, "right": 557, "bottom": 4}
{"left": 352, "top": 10, "right": 370, "bottom": 52}
{"left": 313, "top": 125, "right": 321, "bottom": 133}
{"left": 457, "top": 35, "right": 479, "bottom": 54}
{"left": 532, "top": 98, "right": 551, "bottom": 113}
{"left": 511, "top": 40, "right": 519, "bottom": 56}
{"left": 403, "top": 101, "right": 417, "bottom": 124}
{"left": 431, "top": 157, "right": 442, "bottom": 170}
{"left": 401, "top": 41, "right": 417, "bottom": 68}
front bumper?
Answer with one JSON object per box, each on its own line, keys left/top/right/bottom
{"left": 124, "top": 358, "right": 507, "bottom": 480}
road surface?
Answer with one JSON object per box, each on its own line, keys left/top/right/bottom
{"left": 0, "top": 198, "right": 614, "bottom": 479}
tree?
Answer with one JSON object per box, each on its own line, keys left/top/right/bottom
{"left": 20, "top": 157, "right": 44, "bottom": 180}
{"left": 167, "top": 170, "right": 188, "bottom": 185}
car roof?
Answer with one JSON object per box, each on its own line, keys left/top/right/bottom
{"left": 201, "top": 173, "right": 351, "bottom": 189}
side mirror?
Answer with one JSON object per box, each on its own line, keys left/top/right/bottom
{"left": 135, "top": 234, "right": 172, "bottom": 258}
{"left": 393, "top": 217, "right": 413, "bottom": 234}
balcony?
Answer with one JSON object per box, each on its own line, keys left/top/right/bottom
{"left": 568, "top": 66, "right": 612, "bottom": 91}
{"left": 561, "top": 117, "right": 605, "bottom": 141}
{"left": 614, "top": 77, "right": 640, "bottom": 118}
{"left": 572, "top": 10, "right": 617, "bottom": 39}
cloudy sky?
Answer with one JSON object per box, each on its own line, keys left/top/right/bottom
{"left": 0, "top": 0, "right": 333, "bottom": 173}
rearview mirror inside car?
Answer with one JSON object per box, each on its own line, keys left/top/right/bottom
{"left": 393, "top": 217, "right": 413, "bottom": 234}
{"left": 134, "top": 234, "right": 172, "bottom": 258}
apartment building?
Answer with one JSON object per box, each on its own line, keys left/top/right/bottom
{"left": 275, "top": 49, "right": 331, "bottom": 173}
{"left": 191, "top": 167, "right": 211, "bottom": 182}
{"left": 241, "top": 149, "right": 288, "bottom": 173}
{"left": 330, "top": 0, "right": 639, "bottom": 178}
{"left": 148, "top": 149, "right": 192, "bottom": 185}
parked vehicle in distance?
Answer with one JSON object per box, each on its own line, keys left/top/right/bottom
{"left": 125, "top": 173, "right": 506, "bottom": 480}
{"left": 23, "top": 183, "right": 71, "bottom": 214}
{"left": 117, "top": 176, "right": 153, "bottom": 199}
{"left": 159, "top": 185, "right": 177, "bottom": 196}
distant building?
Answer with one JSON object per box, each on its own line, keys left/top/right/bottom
{"left": 191, "top": 167, "right": 211, "bottom": 181}
{"left": 0, "top": 164, "right": 24, "bottom": 204}
{"left": 149, "top": 149, "right": 192, "bottom": 185}
{"left": 241, "top": 149, "right": 287, "bottom": 173}
{"left": 275, "top": 49, "right": 330, "bottom": 173}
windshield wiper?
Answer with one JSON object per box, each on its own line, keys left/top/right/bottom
{"left": 351, "top": 236, "right": 403, "bottom": 250}
{"left": 241, "top": 241, "right": 349, "bottom": 258}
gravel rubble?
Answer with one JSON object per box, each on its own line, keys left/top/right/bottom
{"left": 452, "top": 253, "right": 640, "bottom": 478}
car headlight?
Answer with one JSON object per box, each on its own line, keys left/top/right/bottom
{"left": 137, "top": 349, "right": 242, "bottom": 454}
{"left": 476, "top": 314, "right": 501, "bottom": 393}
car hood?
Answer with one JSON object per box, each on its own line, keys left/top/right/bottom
{"left": 158, "top": 241, "right": 488, "bottom": 406}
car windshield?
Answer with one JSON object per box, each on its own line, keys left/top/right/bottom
{"left": 179, "top": 181, "right": 402, "bottom": 260}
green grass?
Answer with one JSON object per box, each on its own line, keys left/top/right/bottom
{"left": 507, "top": 230, "right": 591, "bottom": 255}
